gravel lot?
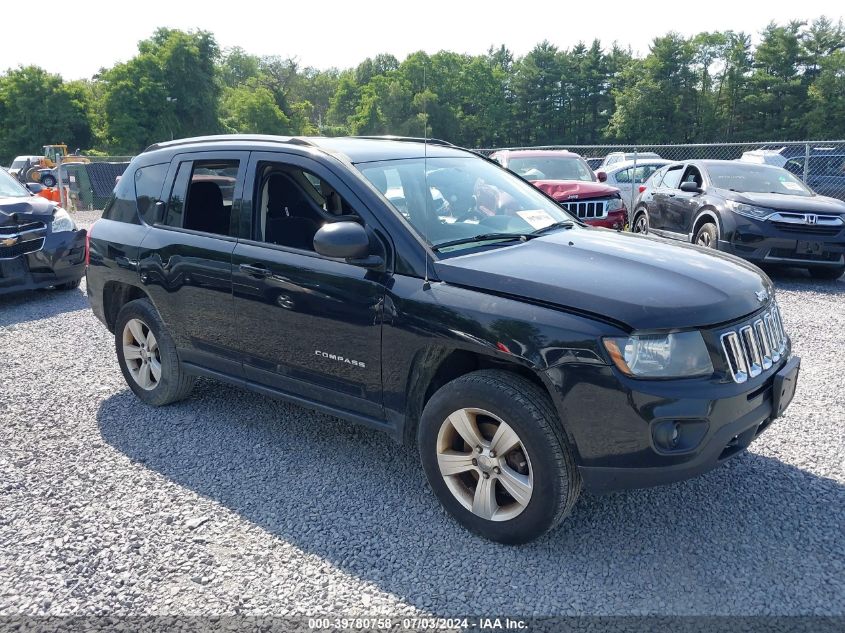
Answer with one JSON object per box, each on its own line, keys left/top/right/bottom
{"left": 1, "top": 210, "right": 843, "bottom": 618}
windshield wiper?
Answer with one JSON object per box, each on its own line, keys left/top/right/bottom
{"left": 432, "top": 232, "right": 537, "bottom": 251}
{"left": 530, "top": 221, "right": 575, "bottom": 235}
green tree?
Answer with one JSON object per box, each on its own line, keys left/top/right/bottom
{"left": 0, "top": 66, "right": 93, "bottom": 165}
{"left": 219, "top": 80, "right": 292, "bottom": 134}
{"left": 606, "top": 34, "right": 697, "bottom": 142}
{"left": 100, "top": 28, "right": 220, "bottom": 153}
{"left": 805, "top": 49, "right": 845, "bottom": 137}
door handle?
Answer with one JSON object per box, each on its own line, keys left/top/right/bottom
{"left": 239, "top": 263, "right": 272, "bottom": 278}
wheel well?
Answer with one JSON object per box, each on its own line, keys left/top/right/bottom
{"left": 633, "top": 206, "right": 648, "bottom": 224}
{"left": 404, "top": 348, "right": 549, "bottom": 444}
{"left": 692, "top": 210, "right": 719, "bottom": 238}
{"left": 102, "top": 281, "right": 149, "bottom": 332}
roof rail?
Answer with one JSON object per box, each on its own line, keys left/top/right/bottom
{"left": 143, "top": 134, "right": 316, "bottom": 153}
{"left": 352, "top": 135, "right": 457, "bottom": 148}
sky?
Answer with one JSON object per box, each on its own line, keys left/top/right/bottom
{"left": 2, "top": 0, "right": 844, "bottom": 79}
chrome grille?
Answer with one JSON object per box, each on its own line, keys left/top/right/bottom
{"left": 559, "top": 200, "right": 608, "bottom": 219}
{"left": 721, "top": 303, "right": 787, "bottom": 384}
{"left": 0, "top": 221, "right": 47, "bottom": 260}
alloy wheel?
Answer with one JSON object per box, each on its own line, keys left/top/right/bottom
{"left": 122, "top": 318, "right": 162, "bottom": 391}
{"left": 633, "top": 214, "right": 648, "bottom": 233}
{"left": 436, "top": 408, "right": 533, "bottom": 521}
{"left": 697, "top": 232, "right": 712, "bottom": 247}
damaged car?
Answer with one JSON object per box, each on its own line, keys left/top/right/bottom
{"left": 0, "top": 167, "right": 86, "bottom": 295}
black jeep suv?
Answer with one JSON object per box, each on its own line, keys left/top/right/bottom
{"left": 632, "top": 160, "right": 845, "bottom": 280}
{"left": 86, "top": 135, "right": 800, "bottom": 543}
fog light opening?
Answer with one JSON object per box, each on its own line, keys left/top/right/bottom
{"left": 652, "top": 419, "right": 709, "bottom": 453}
{"left": 654, "top": 421, "right": 681, "bottom": 450}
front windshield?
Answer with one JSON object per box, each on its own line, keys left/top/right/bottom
{"left": 358, "top": 156, "right": 576, "bottom": 251}
{"left": 0, "top": 169, "right": 30, "bottom": 198}
{"left": 709, "top": 163, "right": 813, "bottom": 197}
{"left": 508, "top": 156, "right": 594, "bottom": 182}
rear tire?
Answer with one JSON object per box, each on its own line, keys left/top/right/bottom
{"left": 418, "top": 370, "right": 581, "bottom": 544}
{"left": 808, "top": 265, "right": 845, "bottom": 280}
{"left": 632, "top": 209, "right": 649, "bottom": 234}
{"left": 694, "top": 222, "right": 718, "bottom": 249}
{"left": 114, "top": 298, "right": 194, "bottom": 406}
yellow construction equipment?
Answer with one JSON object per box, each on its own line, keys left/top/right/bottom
{"left": 25, "top": 144, "right": 90, "bottom": 186}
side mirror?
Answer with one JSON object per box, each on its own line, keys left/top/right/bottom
{"left": 680, "top": 181, "right": 702, "bottom": 193}
{"left": 25, "top": 182, "right": 44, "bottom": 194}
{"left": 596, "top": 171, "right": 607, "bottom": 182}
{"left": 313, "top": 221, "right": 371, "bottom": 260}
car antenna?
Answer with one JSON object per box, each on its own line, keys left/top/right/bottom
{"left": 422, "top": 64, "right": 432, "bottom": 291}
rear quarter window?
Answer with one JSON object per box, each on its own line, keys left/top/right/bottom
{"left": 101, "top": 170, "right": 139, "bottom": 224}
{"left": 135, "top": 163, "right": 168, "bottom": 224}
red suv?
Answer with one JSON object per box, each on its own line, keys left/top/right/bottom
{"left": 490, "top": 150, "right": 627, "bottom": 229}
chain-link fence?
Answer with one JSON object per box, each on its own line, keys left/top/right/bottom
{"left": 476, "top": 140, "right": 845, "bottom": 213}
{"left": 54, "top": 154, "right": 134, "bottom": 212}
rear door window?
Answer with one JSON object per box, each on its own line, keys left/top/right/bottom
{"left": 163, "top": 160, "right": 240, "bottom": 237}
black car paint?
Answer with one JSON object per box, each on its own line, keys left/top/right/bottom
{"left": 0, "top": 194, "right": 86, "bottom": 295}
{"left": 86, "top": 137, "right": 796, "bottom": 493}
{"left": 636, "top": 160, "right": 845, "bottom": 270}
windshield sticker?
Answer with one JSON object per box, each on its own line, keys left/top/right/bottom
{"left": 782, "top": 182, "right": 802, "bottom": 190}
{"left": 516, "top": 209, "right": 556, "bottom": 229}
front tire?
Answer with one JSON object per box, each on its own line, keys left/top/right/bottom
{"left": 41, "top": 174, "right": 57, "bottom": 188}
{"left": 418, "top": 370, "right": 581, "bottom": 544}
{"left": 56, "top": 278, "right": 81, "bottom": 290}
{"left": 115, "top": 298, "right": 194, "bottom": 406}
{"left": 694, "top": 222, "right": 718, "bottom": 249}
{"left": 808, "top": 265, "right": 845, "bottom": 280}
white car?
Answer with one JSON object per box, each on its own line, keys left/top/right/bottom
{"left": 599, "top": 151, "right": 662, "bottom": 168}
{"left": 599, "top": 159, "right": 671, "bottom": 208}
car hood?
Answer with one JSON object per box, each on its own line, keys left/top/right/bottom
{"left": 0, "top": 195, "right": 56, "bottom": 225}
{"left": 434, "top": 228, "right": 773, "bottom": 331}
{"left": 531, "top": 180, "right": 620, "bottom": 201}
{"left": 721, "top": 189, "right": 845, "bottom": 215}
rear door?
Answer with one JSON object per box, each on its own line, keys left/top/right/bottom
{"left": 138, "top": 151, "right": 249, "bottom": 376}
{"left": 231, "top": 151, "right": 388, "bottom": 419}
{"left": 664, "top": 164, "right": 704, "bottom": 235}
{"left": 649, "top": 164, "right": 683, "bottom": 232}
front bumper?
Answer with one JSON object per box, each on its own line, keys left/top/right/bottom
{"left": 545, "top": 351, "right": 799, "bottom": 494}
{"left": 0, "top": 229, "right": 86, "bottom": 295}
{"left": 584, "top": 209, "right": 627, "bottom": 230}
{"left": 718, "top": 213, "right": 845, "bottom": 268}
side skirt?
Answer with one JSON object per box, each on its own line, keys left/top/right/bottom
{"left": 182, "top": 361, "right": 401, "bottom": 441}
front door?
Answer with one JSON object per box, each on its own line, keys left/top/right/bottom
{"left": 231, "top": 151, "right": 388, "bottom": 419}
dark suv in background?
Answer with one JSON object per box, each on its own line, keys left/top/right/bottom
{"left": 633, "top": 160, "right": 845, "bottom": 280}
{"left": 87, "top": 136, "right": 799, "bottom": 543}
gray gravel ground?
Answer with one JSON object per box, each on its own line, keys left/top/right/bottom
{"left": 0, "top": 210, "right": 843, "bottom": 617}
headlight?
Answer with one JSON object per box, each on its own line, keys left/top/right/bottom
{"left": 725, "top": 199, "right": 772, "bottom": 219}
{"left": 51, "top": 208, "right": 76, "bottom": 232}
{"left": 606, "top": 197, "right": 625, "bottom": 211}
{"left": 603, "top": 331, "right": 714, "bottom": 378}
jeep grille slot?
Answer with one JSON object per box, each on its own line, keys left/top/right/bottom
{"left": 720, "top": 303, "right": 787, "bottom": 384}
{"left": 559, "top": 200, "right": 608, "bottom": 219}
